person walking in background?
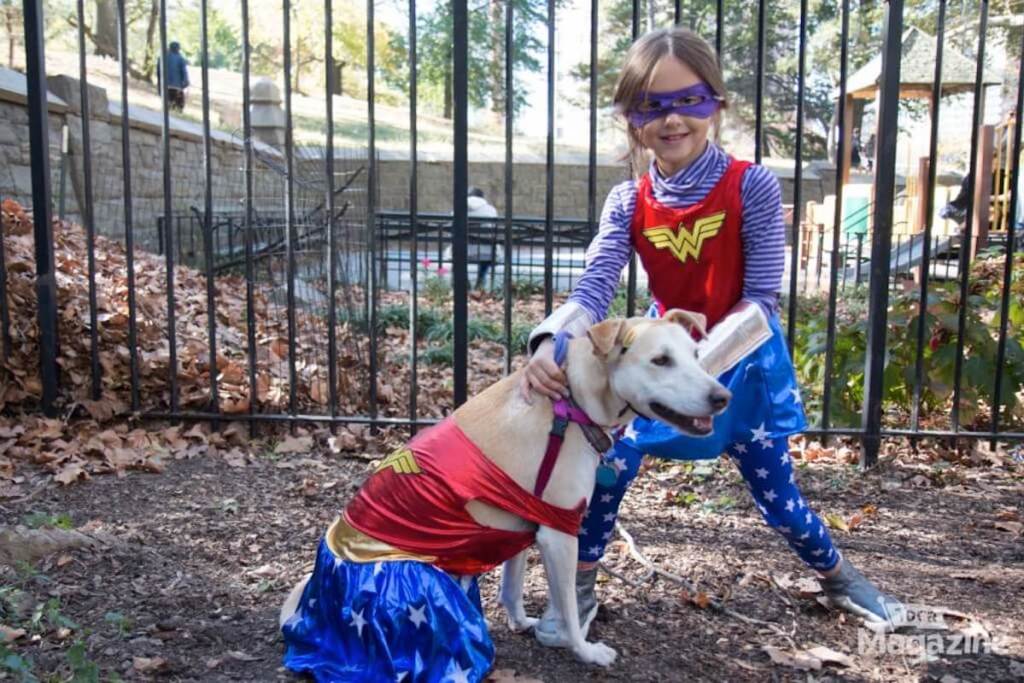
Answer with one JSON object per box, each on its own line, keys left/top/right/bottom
{"left": 157, "top": 41, "right": 190, "bottom": 112}
{"left": 467, "top": 187, "right": 502, "bottom": 289}
{"left": 444, "top": 187, "right": 504, "bottom": 290}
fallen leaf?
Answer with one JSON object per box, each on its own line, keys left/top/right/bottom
{"left": 680, "top": 589, "right": 713, "bottom": 609}
{"left": 184, "top": 424, "right": 209, "bottom": 442}
{"left": 950, "top": 570, "right": 997, "bottom": 585}
{"left": 133, "top": 656, "right": 169, "bottom": 673}
{"left": 299, "top": 478, "right": 318, "bottom": 497}
{"left": 327, "top": 429, "right": 360, "bottom": 453}
{"left": 0, "top": 625, "right": 26, "bottom": 643}
{"left": 824, "top": 513, "right": 849, "bottom": 532}
{"left": 222, "top": 450, "right": 248, "bottom": 468}
{"left": 275, "top": 435, "right": 313, "bottom": 455}
{"left": 763, "top": 645, "right": 822, "bottom": 670}
{"left": 847, "top": 512, "right": 865, "bottom": 530}
{"left": 54, "top": 461, "right": 88, "bottom": 486}
{"left": 805, "top": 645, "right": 853, "bottom": 667}
{"left": 763, "top": 644, "right": 851, "bottom": 670}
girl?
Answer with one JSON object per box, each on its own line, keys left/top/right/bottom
{"left": 521, "top": 27, "right": 901, "bottom": 640}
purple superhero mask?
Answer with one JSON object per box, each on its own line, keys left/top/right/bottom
{"left": 625, "top": 82, "right": 723, "bottom": 127}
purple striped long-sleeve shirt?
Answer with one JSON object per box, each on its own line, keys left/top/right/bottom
{"left": 568, "top": 143, "right": 786, "bottom": 325}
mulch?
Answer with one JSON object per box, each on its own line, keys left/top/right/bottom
{"left": 0, "top": 436, "right": 1021, "bottom": 681}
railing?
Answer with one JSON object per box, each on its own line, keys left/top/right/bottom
{"left": 4, "top": 0, "right": 1023, "bottom": 465}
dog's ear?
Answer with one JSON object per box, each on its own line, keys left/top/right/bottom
{"left": 663, "top": 308, "right": 708, "bottom": 340}
{"left": 587, "top": 319, "right": 626, "bottom": 357}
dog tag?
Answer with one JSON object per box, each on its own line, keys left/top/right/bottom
{"left": 595, "top": 464, "right": 618, "bottom": 488}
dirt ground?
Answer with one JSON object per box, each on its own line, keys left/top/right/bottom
{"left": 1, "top": 437, "right": 1022, "bottom": 682}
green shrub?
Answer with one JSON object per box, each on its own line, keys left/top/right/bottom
{"left": 790, "top": 253, "right": 1024, "bottom": 429}
{"left": 422, "top": 342, "right": 453, "bottom": 366}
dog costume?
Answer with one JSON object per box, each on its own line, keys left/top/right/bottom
{"left": 282, "top": 417, "right": 584, "bottom": 682}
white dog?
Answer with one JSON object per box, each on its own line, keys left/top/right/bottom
{"left": 280, "top": 310, "right": 729, "bottom": 681}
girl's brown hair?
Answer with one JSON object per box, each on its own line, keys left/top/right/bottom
{"left": 613, "top": 27, "right": 729, "bottom": 176}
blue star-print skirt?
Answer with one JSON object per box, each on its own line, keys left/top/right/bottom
{"left": 622, "top": 313, "right": 807, "bottom": 461}
{"left": 282, "top": 538, "right": 494, "bottom": 682}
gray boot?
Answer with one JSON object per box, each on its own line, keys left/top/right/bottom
{"left": 821, "top": 558, "right": 902, "bottom": 625}
{"left": 534, "top": 566, "right": 600, "bottom": 647}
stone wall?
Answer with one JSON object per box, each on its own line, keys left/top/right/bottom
{"left": 374, "top": 156, "right": 827, "bottom": 217}
{"left": 0, "top": 100, "right": 65, "bottom": 210}
{"left": 0, "top": 70, "right": 829, "bottom": 260}
{"left": 0, "top": 73, "right": 263, "bottom": 255}
{"left": 375, "top": 158, "right": 632, "bottom": 218}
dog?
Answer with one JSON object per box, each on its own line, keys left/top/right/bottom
{"left": 279, "top": 310, "right": 730, "bottom": 681}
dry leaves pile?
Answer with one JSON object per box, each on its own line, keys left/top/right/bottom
{"left": 0, "top": 200, "right": 544, "bottom": 490}
{"left": 0, "top": 198, "right": 374, "bottom": 418}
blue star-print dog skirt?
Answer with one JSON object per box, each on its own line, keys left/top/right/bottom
{"left": 282, "top": 538, "right": 494, "bottom": 682}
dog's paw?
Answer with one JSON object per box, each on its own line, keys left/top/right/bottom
{"left": 506, "top": 614, "right": 538, "bottom": 633}
{"left": 573, "top": 640, "right": 617, "bottom": 667}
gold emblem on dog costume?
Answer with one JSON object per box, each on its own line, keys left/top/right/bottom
{"left": 374, "top": 447, "right": 421, "bottom": 475}
{"left": 642, "top": 211, "right": 726, "bottom": 264}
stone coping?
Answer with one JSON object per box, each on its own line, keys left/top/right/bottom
{"left": 105, "top": 100, "right": 278, "bottom": 157}
{"left": 0, "top": 67, "right": 69, "bottom": 112}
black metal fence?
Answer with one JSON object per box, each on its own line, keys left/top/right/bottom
{"left": 5, "top": 0, "right": 1023, "bottom": 466}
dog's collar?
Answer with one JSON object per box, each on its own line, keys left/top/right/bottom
{"left": 553, "top": 330, "right": 629, "bottom": 433}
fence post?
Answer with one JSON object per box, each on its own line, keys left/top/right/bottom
{"left": 452, "top": 0, "right": 468, "bottom": 406}
{"left": 22, "top": 0, "right": 61, "bottom": 417}
{"left": 972, "top": 125, "right": 994, "bottom": 256}
{"left": 861, "top": 0, "right": 904, "bottom": 467}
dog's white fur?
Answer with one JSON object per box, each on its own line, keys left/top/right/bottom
{"left": 280, "top": 310, "right": 729, "bottom": 668}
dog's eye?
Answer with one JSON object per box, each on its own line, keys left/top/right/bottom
{"left": 651, "top": 354, "right": 673, "bottom": 367}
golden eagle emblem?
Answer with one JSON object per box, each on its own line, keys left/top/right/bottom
{"left": 643, "top": 211, "right": 726, "bottom": 264}
{"left": 374, "top": 447, "right": 421, "bottom": 475}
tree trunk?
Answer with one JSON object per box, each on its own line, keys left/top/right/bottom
{"left": 143, "top": 0, "right": 159, "bottom": 81}
{"left": 444, "top": 43, "right": 452, "bottom": 120}
{"left": 827, "top": 94, "right": 839, "bottom": 164}
{"left": 488, "top": 0, "right": 504, "bottom": 116}
{"left": 294, "top": 39, "right": 302, "bottom": 96}
{"left": 5, "top": 7, "right": 15, "bottom": 68}
{"left": 93, "top": 0, "right": 119, "bottom": 58}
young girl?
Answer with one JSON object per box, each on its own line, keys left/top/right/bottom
{"left": 521, "top": 27, "right": 901, "bottom": 639}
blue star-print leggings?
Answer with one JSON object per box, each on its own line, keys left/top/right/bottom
{"left": 579, "top": 437, "right": 839, "bottom": 571}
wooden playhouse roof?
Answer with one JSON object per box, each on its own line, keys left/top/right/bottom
{"left": 844, "top": 26, "right": 1001, "bottom": 100}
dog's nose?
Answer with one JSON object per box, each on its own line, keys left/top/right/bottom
{"left": 709, "top": 388, "right": 731, "bottom": 412}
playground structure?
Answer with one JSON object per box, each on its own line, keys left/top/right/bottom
{"left": 799, "top": 28, "right": 1020, "bottom": 291}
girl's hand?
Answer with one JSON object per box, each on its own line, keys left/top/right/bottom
{"left": 518, "top": 337, "right": 569, "bottom": 403}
